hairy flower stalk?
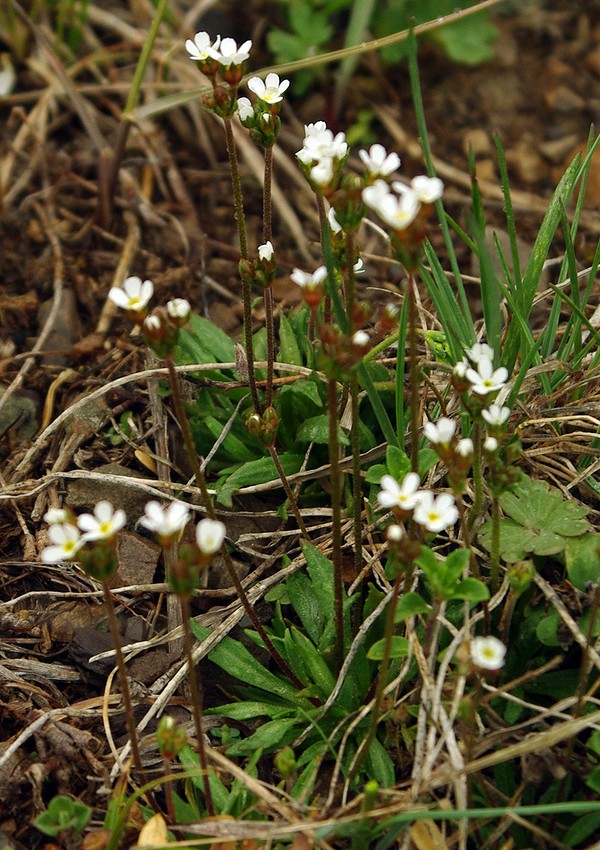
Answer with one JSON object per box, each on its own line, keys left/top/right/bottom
{"left": 328, "top": 376, "right": 345, "bottom": 674}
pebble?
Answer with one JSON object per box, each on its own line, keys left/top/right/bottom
{"left": 544, "top": 84, "right": 586, "bottom": 113}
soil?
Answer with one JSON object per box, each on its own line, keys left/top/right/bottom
{"left": 0, "top": 0, "right": 598, "bottom": 846}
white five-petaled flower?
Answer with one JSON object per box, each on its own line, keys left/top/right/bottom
{"left": 377, "top": 472, "right": 421, "bottom": 512}
{"left": 196, "top": 518, "right": 226, "bottom": 554}
{"left": 466, "top": 357, "right": 509, "bottom": 396}
{"left": 216, "top": 37, "right": 252, "bottom": 67}
{"left": 237, "top": 96, "right": 254, "bottom": 122}
{"left": 258, "top": 241, "right": 274, "bottom": 262}
{"left": 140, "top": 501, "right": 191, "bottom": 540}
{"left": 167, "top": 298, "right": 190, "bottom": 321}
{"left": 413, "top": 491, "right": 458, "bottom": 533}
{"left": 482, "top": 404, "right": 510, "bottom": 427}
{"left": 77, "top": 501, "right": 126, "bottom": 541}
{"left": 296, "top": 121, "right": 348, "bottom": 165}
{"left": 42, "top": 523, "right": 83, "bottom": 563}
{"left": 470, "top": 635, "right": 506, "bottom": 671}
{"left": 423, "top": 417, "right": 456, "bottom": 445}
{"left": 359, "top": 144, "right": 401, "bottom": 177}
{"left": 247, "top": 73, "right": 290, "bottom": 104}
{"left": 185, "top": 31, "right": 221, "bottom": 62}
{"left": 453, "top": 359, "right": 469, "bottom": 379}
{"left": 109, "top": 276, "right": 154, "bottom": 313}
{"left": 290, "top": 266, "right": 328, "bottom": 289}
{"left": 363, "top": 184, "right": 420, "bottom": 231}
{"left": 409, "top": 175, "right": 444, "bottom": 203}
{"left": 465, "top": 342, "right": 495, "bottom": 364}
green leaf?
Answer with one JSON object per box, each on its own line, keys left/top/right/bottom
{"left": 393, "top": 591, "right": 430, "bottom": 623}
{"left": 386, "top": 445, "right": 410, "bottom": 481}
{"left": 562, "top": 809, "right": 600, "bottom": 846}
{"left": 216, "top": 452, "right": 303, "bottom": 507}
{"left": 479, "top": 476, "right": 590, "bottom": 562}
{"left": 301, "top": 543, "right": 335, "bottom": 627}
{"left": 364, "top": 736, "right": 396, "bottom": 788}
{"left": 189, "top": 624, "right": 302, "bottom": 704}
{"left": 205, "top": 701, "right": 291, "bottom": 721}
{"left": 176, "top": 313, "right": 235, "bottom": 377}
{"left": 286, "top": 569, "right": 326, "bottom": 645}
{"left": 430, "top": 12, "right": 497, "bottom": 66}
{"left": 367, "top": 636, "right": 409, "bottom": 661}
{"left": 226, "top": 717, "right": 301, "bottom": 757}
{"left": 565, "top": 534, "right": 600, "bottom": 591}
{"left": 290, "top": 627, "right": 336, "bottom": 697}
{"left": 452, "top": 578, "right": 490, "bottom": 603}
{"left": 278, "top": 312, "right": 303, "bottom": 366}
{"left": 296, "top": 414, "right": 349, "bottom": 445}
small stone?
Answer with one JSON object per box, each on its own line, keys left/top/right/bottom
{"left": 544, "top": 85, "right": 585, "bottom": 113}
{"left": 505, "top": 141, "right": 544, "bottom": 185}
{"left": 474, "top": 158, "right": 496, "bottom": 183}
{"left": 66, "top": 461, "right": 152, "bottom": 518}
{"left": 585, "top": 43, "right": 600, "bottom": 77}
{"left": 539, "top": 134, "right": 580, "bottom": 163}
{"left": 111, "top": 529, "right": 161, "bottom": 588}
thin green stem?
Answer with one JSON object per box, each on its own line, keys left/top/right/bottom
{"left": 490, "top": 494, "right": 500, "bottom": 592}
{"left": 349, "top": 570, "right": 403, "bottom": 782}
{"left": 179, "top": 594, "right": 214, "bottom": 816}
{"left": 223, "top": 115, "right": 260, "bottom": 413}
{"left": 263, "top": 145, "right": 275, "bottom": 408}
{"left": 344, "top": 233, "right": 363, "bottom": 575}
{"left": 101, "top": 582, "right": 146, "bottom": 782}
{"left": 328, "top": 377, "right": 345, "bottom": 673}
{"left": 407, "top": 272, "right": 420, "bottom": 473}
{"left": 468, "top": 422, "right": 484, "bottom": 530}
{"left": 164, "top": 358, "right": 304, "bottom": 689}
{"left": 267, "top": 444, "right": 309, "bottom": 540}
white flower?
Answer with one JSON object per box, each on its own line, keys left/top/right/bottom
{"left": 386, "top": 524, "right": 405, "bottom": 542}
{"left": 296, "top": 122, "right": 347, "bottom": 164}
{"left": 465, "top": 342, "right": 495, "bottom": 364}
{"left": 43, "top": 508, "right": 70, "bottom": 525}
{"left": 258, "top": 241, "right": 274, "bottom": 261}
{"left": 456, "top": 438, "right": 474, "bottom": 457}
{"left": 365, "top": 185, "right": 420, "bottom": 231}
{"left": 196, "top": 518, "right": 226, "bottom": 554}
{"left": 143, "top": 313, "right": 162, "bottom": 335}
{"left": 353, "top": 258, "right": 365, "bottom": 275}
{"left": 167, "top": 298, "right": 190, "bottom": 321}
{"left": 423, "top": 417, "right": 456, "bottom": 445}
{"left": 140, "top": 501, "right": 190, "bottom": 539}
{"left": 109, "top": 276, "right": 153, "bottom": 313}
{"left": 377, "top": 472, "right": 421, "bottom": 512}
{"left": 185, "top": 31, "right": 221, "bottom": 62}
{"left": 77, "top": 501, "right": 126, "bottom": 541}
{"left": 352, "top": 330, "right": 370, "bottom": 347}
{"left": 359, "top": 144, "right": 400, "bottom": 177}
{"left": 466, "top": 357, "right": 508, "bottom": 396}
{"left": 42, "top": 523, "right": 83, "bottom": 563}
{"left": 413, "top": 491, "right": 458, "bottom": 533}
{"left": 470, "top": 635, "right": 506, "bottom": 671}
{"left": 290, "top": 266, "right": 328, "bottom": 289}
{"left": 362, "top": 179, "right": 393, "bottom": 209}
{"left": 453, "top": 358, "right": 469, "bottom": 379}
{"left": 482, "top": 404, "right": 510, "bottom": 427}
{"left": 484, "top": 436, "right": 499, "bottom": 453}
{"left": 328, "top": 206, "right": 342, "bottom": 233}
{"left": 237, "top": 96, "right": 254, "bottom": 122}
{"left": 216, "top": 37, "right": 252, "bottom": 67}
{"left": 247, "top": 73, "right": 290, "bottom": 104}
{"left": 410, "top": 175, "right": 444, "bottom": 203}
{"left": 310, "top": 157, "right": 334, "bottom": 187}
